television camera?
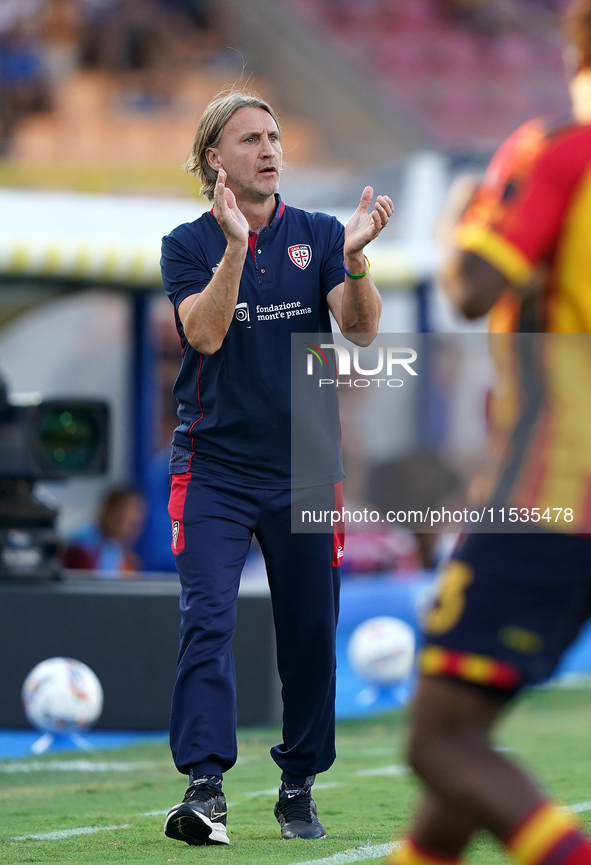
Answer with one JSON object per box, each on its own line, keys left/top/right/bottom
{"left": 0, "top": 376, "right": 109, "bottom": 580}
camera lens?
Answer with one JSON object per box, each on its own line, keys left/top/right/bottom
{"left": 37, "top": 407, "right": 102, "bottom": 472}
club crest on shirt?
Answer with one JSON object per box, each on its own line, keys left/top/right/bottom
{"left": 288, "top": 244, "right": 312, "bottom": 270}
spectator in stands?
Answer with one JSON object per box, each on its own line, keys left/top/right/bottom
{"left": 40, "top": 0, "right": 82, "bottom": 84}
{"left": 0, "top": 5, "right": 50, "bottom": 155}
{"left": 63, "top": 486, "right": 146, "bottom": 576}
{"left": 79, "top": 0, "right": 213, "bottom": 90}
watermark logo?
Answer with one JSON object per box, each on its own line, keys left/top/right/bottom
{"left": 305, "top": 343, "right": 329, "bottom": 374}
{"left": 305, "top": 343, "right": 418, "bottom": 387}
{"left": 288, "top": 244, "right": 312, "bottom": 270}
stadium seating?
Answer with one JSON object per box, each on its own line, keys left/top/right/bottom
{"left": 0, "top": 1, "right": 324, "bottom": 196}
{"left": 285, "top": 0, "right": 571, "bottom": 150}
{"left": 11, "top": 69, "right": 319, "bottom": 168}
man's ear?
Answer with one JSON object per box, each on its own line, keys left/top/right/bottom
{"left": 206, "top": 147, "right": 222, "bottom": 170}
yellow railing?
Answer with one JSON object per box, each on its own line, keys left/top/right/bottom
{"left": 0, "top": 163, "right": 206, "bottom": 199}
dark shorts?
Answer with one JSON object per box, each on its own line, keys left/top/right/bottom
{"left": 419, "top": 532, "right": 591, "bottom": 692}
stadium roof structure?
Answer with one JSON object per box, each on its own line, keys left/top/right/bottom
{"left": 0, "top": 189, "right": 208, "bottom": 288}
{"left": 0, "top": 189, "right": 435, "bottom": 289}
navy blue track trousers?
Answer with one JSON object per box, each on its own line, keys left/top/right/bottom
{"left": 168, "top": 471, "right": 343, "bottom": 781}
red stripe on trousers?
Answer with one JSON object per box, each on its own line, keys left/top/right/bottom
{"left": 168, "top": 471, "right": 191, "bottom": 554}
{"left": 332, "top": 480, "right": 345, "bottom": 566}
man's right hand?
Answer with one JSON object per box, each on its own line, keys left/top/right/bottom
{"left": 178, "top": 169, "right": 248, "bottom": 354}
{"left": 213, "top": 169, "right": 249, "bottom": 246}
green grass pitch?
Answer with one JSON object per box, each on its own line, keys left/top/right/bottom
{"left": 1, "top": 687, "right": 591, "bottom": 864}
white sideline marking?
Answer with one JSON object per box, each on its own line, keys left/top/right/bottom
{"left": 140, "top": 803, "right": 239, "bottom": 817}
{"left": 291, "top": 841, "right": 397, "bottom": 864}
{"left": 243, "top": 786, "right": 285, "bottom": 798}
{"left": 356, "top": 765, "right": 409, "bottom": 777}
{"left": 244, "top": 782, "right": 344, "bottom": 798}
{"left": 0, "top": 760, "right": 154, "bottom": 773}
{"left": 566, "top": 801, "right": 591, "bottom": 813}
{"left": 10, "top": 824, "right": 131, "bottom": 841}
{"left": 139, "top": 781, "right": 344, "bottom": 818}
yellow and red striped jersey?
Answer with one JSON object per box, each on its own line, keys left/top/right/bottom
{"left": 457, "top": 118, "right": 591, "bottom": 333}
{"left": 455, "top": 104, "right": 591, "bottom": 529}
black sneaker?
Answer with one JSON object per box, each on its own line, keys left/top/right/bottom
{"left": 274, "top": 783, "right": 327, "bottom": 840}
{"left": 164, "top": 779, "right": 229, "bottom": 846}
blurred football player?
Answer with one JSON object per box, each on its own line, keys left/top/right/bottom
{"left": 387, "top": 3, "right": 591, "bottom": 865}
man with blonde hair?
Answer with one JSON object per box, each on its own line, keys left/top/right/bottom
{"left": 160, "top": 89, "right": 393, "bottom": 846}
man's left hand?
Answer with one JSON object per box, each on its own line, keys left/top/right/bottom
{"left": 344, "top": 187, "right": 393, "bottom": 257}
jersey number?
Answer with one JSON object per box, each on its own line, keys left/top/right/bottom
{"left": 425, "top": 560, "right": 473, "bottom": 636}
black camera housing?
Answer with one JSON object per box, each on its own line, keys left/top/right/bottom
{"left": 0, "top": 396, "right": 108, "bottom": 480}
{"left": 0, "top": 387, "right": 109, "bottom": 580}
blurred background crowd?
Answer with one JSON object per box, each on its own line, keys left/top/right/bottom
{"left": 0, "top": 0, "right": 318, "bottom": 197}
{"left": 0, "top": 0, "right": 572, "bottom": 193}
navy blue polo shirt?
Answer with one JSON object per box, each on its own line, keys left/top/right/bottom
{"left": 161, "top": 194, "right": 345, "bottom": 488}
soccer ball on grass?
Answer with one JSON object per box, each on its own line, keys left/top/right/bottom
{"left": 347, "top": 616, "right": 416, "bottom": 685}
{"left": 22, "top": 657, "right": 103, "bottom": 734}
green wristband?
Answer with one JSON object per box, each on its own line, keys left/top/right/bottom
{"left": 343, "top": 255, "right": 370, "bottom": 279}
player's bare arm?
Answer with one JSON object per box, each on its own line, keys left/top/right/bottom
{"left": 442, "top": 250, "right": 508, "bottom": 319}
{"left": 435, "top": 175, "right": 512, "bottom": 319}
{"left": 327, "top": 187, "right": 393, "bottom": 346}
{"left": 178, "top": 169, "right": 249, "bottom": 355}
